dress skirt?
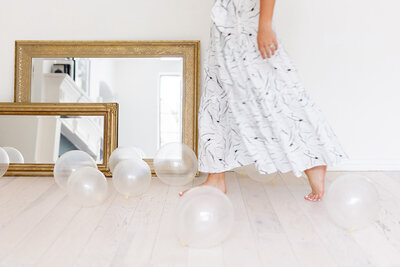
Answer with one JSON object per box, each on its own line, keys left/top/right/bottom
{"left": 197, "top": 0, "right": 349, "bottom": 177}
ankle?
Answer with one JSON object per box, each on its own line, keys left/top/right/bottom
{"left": 207, "top": 173, "right": 225, "bottom": 181}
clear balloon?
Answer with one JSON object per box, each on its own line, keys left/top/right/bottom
{"left": 54, "top": 150, "right": 97, "bottom": 191}
{"left": 132, "top": 147, "right": 146, "bottom": 159}
{"left": 233, "top": 164, "right": 275, "bottom": 182}
{"left": 3, "top": 147, "right": 24, "bottom": 163}
{"left": 325, "top": 174, "right": 380, "bottom": 231}
{"left": 232, "top": 166, "right": 247, "bottom": 176}
{"left": 154, "top": 142, "right": 197, "bottom": 186}
{"left": 175, "top": 186, "right": 234, "bottom": 248}
{"left": 0, "top": 147, "right": 10, "bottom": 177}
{"left": 236, "top": 164, "right": 277, "bottom": 183}
{"left": 67, "top": 166, "right": 108, "bottom": 207}
{"left": 113, "top": 159, "right": 152, "bottom": 198}
{"left": 109, "top": 146, "right": 143, "bottom": 173}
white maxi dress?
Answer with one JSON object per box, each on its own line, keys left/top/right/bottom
{"left": 197, "top": 0, "right": 349, "bottom": 177}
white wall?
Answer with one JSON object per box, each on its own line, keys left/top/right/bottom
{"left": 274, "top": 0, "right": 400, "bottom": 170}
{"left": 0, "top": 0, "right": 399, "bottom": 170}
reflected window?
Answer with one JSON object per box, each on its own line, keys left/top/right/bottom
{"left": 74, "top": 58, "right": 91, "bottom": 96}
{"left": 159, "top": 75, "right": 182, "bottom": 147}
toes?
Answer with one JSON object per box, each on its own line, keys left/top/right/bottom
{"left": 304, "top": 193, "right": 313, "bottom": 201}
{"left": 304, "top": 192, "right": 320, "bottom": 202}
{"left": 179, "top": 189, "right": 189, "bottom": 197}
{"left": 305, "top": 192, "right": 323, "bottom": 202}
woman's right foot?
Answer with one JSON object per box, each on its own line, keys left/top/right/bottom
{"left": 179, "top": 172, "right": 226, "bottom": 196}
{"left": 304, "top": 165, "right": 326, "bottom": 202}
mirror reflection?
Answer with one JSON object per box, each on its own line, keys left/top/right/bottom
{"left": 31, "top": 57, "right": 184, "bottom": 157}
{"left": 0, "top": 115, "right": 104, "bottom": 164}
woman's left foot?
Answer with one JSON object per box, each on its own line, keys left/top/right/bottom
{"left": 179, "top": 172, "right": 226, "bottom": 197}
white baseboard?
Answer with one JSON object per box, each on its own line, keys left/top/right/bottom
{"left": 328, "top": 159, "right": 400, "bottom": 171}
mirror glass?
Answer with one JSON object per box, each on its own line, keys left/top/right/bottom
{"left": 31, "top": 57, "right": 184, "bottom": 158}
{"left": 0, "top": 115, "right": 104, "bottom": 164}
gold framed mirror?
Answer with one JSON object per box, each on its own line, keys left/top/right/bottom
{"left": 14, "top": 41, "right": 200, "bottom": 173}
{"left": 0, "top": 102, "right": 118, "bottom": 176}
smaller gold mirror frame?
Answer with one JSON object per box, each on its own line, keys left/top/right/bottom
{"left": 0, "top": 102, "right": 118, "bottom": 176}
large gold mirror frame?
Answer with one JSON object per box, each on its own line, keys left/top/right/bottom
{"left": 14, "top": 40, "right": 200, "bottom": 173}
{"left": 0, "top": 103, "right": 118, "bottom": 176}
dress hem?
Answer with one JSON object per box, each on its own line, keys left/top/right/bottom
{"left": 198, "top": 155, "right": 349, "bottom": 178}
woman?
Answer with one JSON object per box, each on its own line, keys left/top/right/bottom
{"left": 182, "top": 0, "right": 348, "bottom": 201}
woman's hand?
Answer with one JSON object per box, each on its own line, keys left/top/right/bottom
{"left": 257, "top": 23, "right": 278, "bottom": 59}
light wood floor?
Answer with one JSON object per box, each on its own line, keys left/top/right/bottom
{"left": 0, "top": 171, "right": 400, "bottom": 267}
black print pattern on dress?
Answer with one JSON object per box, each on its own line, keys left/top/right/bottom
{"left": 197, "top": 0, "right": 349, "bottom": 177}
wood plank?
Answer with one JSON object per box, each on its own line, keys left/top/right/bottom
{"left": 0, "top": 181, "right": 65, "bottom": 260}
{"left": 0, "top": 177, "right": 38, "bottom": 206}
{"left": 1, "top": 171, "right": 399, "bottom": 267}
{"left": 221, "top": 172, "right": 263, "bottom": 267}
{"left": 325, "top": 172, "right": 400, "bottom": 266}
{"left": 237, "top": 172, "right": 300, "bottom": 267}
{"left": 0, "top": 194, "right": 81, "bottom": 266}
{"left": 149, "top": 183, "right": 189, "bottom": 267}
{"left": 361, "top": 172, "right": 400, "bottom": 253}
{"left": 74, "top": 184, "right": 143, "bottom": 267}
{"left": 262, "top": 173, "right": 337, "bottom": 267}
{"left": 348, "top": 172, "right": 400, "bottom": 265}
{"left": 35, "top": 179, "right": 118, "bottom": 267}
{"left": 385, "top": 171, "right": 400, "bottom": 185}
{"left": 0, "top": 176, "right": 15, "bottom": 189}
{"left": 280, "top": 171, "right": 373, "bottom": 267}
{"left": 110, "top": 178, "right": 169, "bottom": 267}
{"left": 171, "top": 172, "right": 225, "bottom": 267}
{"left": 364, "top": 171, "right": 400, "bottom": 202}
{"left": 187, "top": 246, "right": 224, "bottom": 267}
{"left": 351, "top": 226, "right": 400, "bottom": 267}
{"left": 0, "top": 177, "right": 53, "bottom": 228}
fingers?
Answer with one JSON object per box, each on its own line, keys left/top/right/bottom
{"left": 269, "top": 46, "right": 275, "bottom": 57}
{"left": 265, "top": 47, "right": 272, "bottom": 59}
{"left": 258, "top": 43, "right": 277, "bottom": 59}
{"left": 258, "top": 45, "right": 266, "bottom": 59}
{"left": 269, "top": 41, "right": 278, "bottom": 56}
{"left": 258, "top": 46, "right": 271, "bottom": 59}
{"left": 258, "top": 41, "right": 267, "bottom": 59}
{"left": 273, "top": 38, "right": 278, "bottom": 51}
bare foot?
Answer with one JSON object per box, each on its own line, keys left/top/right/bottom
{"left": 179, "top": 172, "right": 226, "bottom": 196}
{"left": 304, "top": 165, "right": 326, "bottom": 202}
